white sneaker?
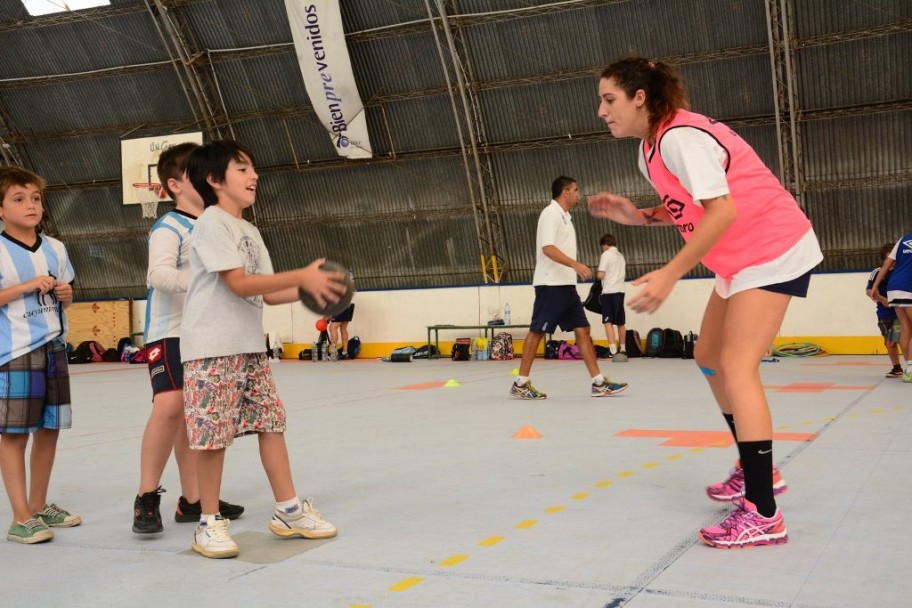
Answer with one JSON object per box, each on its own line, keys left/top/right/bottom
{"left": 192, "top": 515, "right": 239, "bottom": 559}
{"left": 269, "top": 498, "right": 337, "bottom": 539}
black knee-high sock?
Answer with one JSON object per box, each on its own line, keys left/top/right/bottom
{"left": 723, "top": 413, "right": 745, "bottom": 463}
{"left": 723, "top": 413, "right": 737, "bottom": 440}
{"left": 738, "top": 440, "right": 776, "bottom": 517}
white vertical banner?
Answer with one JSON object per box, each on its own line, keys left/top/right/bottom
{"left": 285, "top": 0, "right": 372, "bottom": 159}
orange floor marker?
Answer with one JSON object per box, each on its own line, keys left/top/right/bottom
{"left": 513, "top": 424, "right": 543, "bottom": 439}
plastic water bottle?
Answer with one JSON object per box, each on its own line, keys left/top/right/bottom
{"left": 321, "top": 342, "right": 328, "bottom": 362}
{"left": 504, "top": 302, "right": 511, "bottom": 324}
{"left": 330, "top": 342, "right": 338, "bottom": 362}
{"left": 311, "top": 342, "right": 318, "bottom": 362}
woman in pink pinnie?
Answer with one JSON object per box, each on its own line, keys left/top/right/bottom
{"left": 589, "top": 57, "right": 822, "bottom": 549}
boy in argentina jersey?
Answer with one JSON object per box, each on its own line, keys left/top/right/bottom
{"left": 0, "top": 166, "right": 79, "bottom": 544}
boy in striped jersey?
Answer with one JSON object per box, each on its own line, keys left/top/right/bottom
{"left": 133, "top": 143, "right": 244, "bottom": 534}
{"left": 0, "top": 167, "right": 79, "bottom": 544}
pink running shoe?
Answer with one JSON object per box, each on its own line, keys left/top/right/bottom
{"left": 706, "top": 460, "right": 788, "bottom": 502}
{"left": 699, "top": 497, "right": 788, "bottom": 549}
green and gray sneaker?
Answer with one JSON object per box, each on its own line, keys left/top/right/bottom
{"left": 8, "top": 518, "right": 53, "bottom": 544}
{"left": 510, "top": 380, "right": 547, "bottom": 400}
{"left": 36, "top": 503, "right": 82, "bottom": 528}
{"left": 592, "top": 379, "right": 628, "bottom": 397}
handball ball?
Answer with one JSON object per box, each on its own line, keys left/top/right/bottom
{"left": 299, "top": 260, "right": 355, "bottom": 318}
{"left": 315, "top": 319, "right": 328, "bottom": 332}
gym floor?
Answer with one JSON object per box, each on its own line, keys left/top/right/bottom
{"left": 1, "top": 354, "right": 908, "bottom": 607}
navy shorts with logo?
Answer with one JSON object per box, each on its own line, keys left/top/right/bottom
{"left": 599, "top": 292, "right": 626, "bottom": 325}
{"left": 530, "top": 285, "right": 589, "bottom": 333}
{"left": 146, "top": 338, "right": 183, "bottom": 396}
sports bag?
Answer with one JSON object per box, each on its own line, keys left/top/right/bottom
{"left": 644, "top": 328, "right": 664, "bottom": 357}
{"left": 583, "top": 281, "right": 602, "bottom": 314}
{"left": 347, "top": 336, "right": 362, "bottom": 359}
{"left": 490, "top": 332, "right": 514, "bottom": 360}
{"left": 682, "top": 331, "right": 697, "bottom": 359}
{"left": 557, "top": 342, "right": 582, "bottom": 360}
{"left": 625, "top": 330, "right": 643, "bottom": 358}
{"left": 544, "top": 340, "right": 562, "bottom": 360}
{"left": 659, "top": 328, "right": 685, "bottom": 358}
{"left": 451, "top": 339, "right": 471, "bottom": 361}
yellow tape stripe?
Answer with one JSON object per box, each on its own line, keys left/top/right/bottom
{"left": 389, "top": 577, "right": 424, "bottom": 592}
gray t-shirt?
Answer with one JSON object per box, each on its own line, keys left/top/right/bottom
{"left": 180, "top": 206, "right": 274, "bottom": 362}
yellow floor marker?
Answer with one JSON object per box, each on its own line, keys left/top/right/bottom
{"left": 545, "top": 505, "right": 565, "bottom": 514}
{"left": 509, "top": 367, "right": 520, "bottom": 376}
{"left": 443, "top": 378, "right": 461, "bottom": 387}
{"left": 479, "top": 536, "right": 505, "bottom": 547}
{"left": 514, "top": 520, "right": 538, "bottom": 529}
{"left": 617, "top": 470, "right": 634, "bottom": 478}
{"left": 572, "top": 492, "right": 589, "bottom": 500}
{"left": 642, "top": 462, "right": 659, "bottom": 469}
{"left": 595, "top": 480, "right": 613, "bottom": 487}
{"left": 389, "top": 577, "right": 424, "bottom": 592}
{"left": 439, "top": 554, "right": 468, "bottom": 567}
{"left": 665, "top": 454, "right": 682, "bottom": 461}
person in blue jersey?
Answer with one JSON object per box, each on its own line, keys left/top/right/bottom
{"left": 133, "top": 143, "right": 244, "bottom": 534}
{"left": 866, "top": 243, "right": 903, "bottom": 378}
{"left": 870, "top": 232, "right": 912, "bottom": 382}
{"left": 0, "top": 167, "right": 79, "bottom": 544}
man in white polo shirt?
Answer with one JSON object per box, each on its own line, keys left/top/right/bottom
{"left": 510, "top": 176, "right": 628, "bottom": 400}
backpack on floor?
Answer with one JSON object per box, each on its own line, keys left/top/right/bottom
{"left": 490, "top": 332, "right": 515, "bottom": 360}
{"left": 102, "top": 347, "right": 120, "bottom": 362}
{"left": 72, "top": 340, "right": 105, "bottom": 363}
{"left": 347, "top": 336, "right": 362, "bottom": 359}
{"left": 625, "top": 330, "right": 643, "bottom": 358}
{"left": 116, "top": 336, "right": 133, "bottom": 357}
{"left": 659, "top": 328, "right": 685, "bottom": 358}
{"left": 451, "top": 338, "right": 471, "bottom": 361}
{"left": 644, "top": 328, "right": 664, "bottom": 357}
{"left": 682, "top": 332, "right": 697, "bottom": 359}
{"left": 544, "top": 340, "right": 563, "bottom": 360}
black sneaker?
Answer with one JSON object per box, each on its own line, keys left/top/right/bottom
{"left": 133, "top": 487, "right": 164, "bottom": 534}
{"left": 175, "top": 496, "right": 245, "bottom": 523}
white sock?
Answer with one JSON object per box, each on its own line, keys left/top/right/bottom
{"left": 200, "top": 513, "right": 217, "bottom": 526}
{"left": 592, "top": 374, "right": 605, "bottom": 384}
{"left": 609, "top": 343, "right": 617, "bottom": 354}
{"left": 516, "top": 376, "right": 529, "bottom": 385}
{"left": 276, "top": 497, "right": 302, "bottom": 515}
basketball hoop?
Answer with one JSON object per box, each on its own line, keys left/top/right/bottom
{"left": 132, "top": 182, "right": 167, "bottom": 219}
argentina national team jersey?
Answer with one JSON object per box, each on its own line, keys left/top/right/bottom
{"left": 0, "top": 233, "right": 75, "bottom": 367}
{"left": 144, "top": 210, "right": 196, "bottom": 343}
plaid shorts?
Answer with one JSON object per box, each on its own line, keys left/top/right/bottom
{"left": 0, "top": 338, "right": 72, "bottom": 434}
{"left": 183, "top": 353, "right": 286, "bottom": 450}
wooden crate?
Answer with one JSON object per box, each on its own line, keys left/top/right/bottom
{"left": 66, "top": 301, "right": 132, "bottom": 349}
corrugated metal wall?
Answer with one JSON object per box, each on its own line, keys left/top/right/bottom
{"left": 0, "top": 0, "right": 908, "bottom": 297}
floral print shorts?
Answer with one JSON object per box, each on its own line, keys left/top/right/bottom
{"left": 183, "top": 353, "right": 286, "bottom": 450}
